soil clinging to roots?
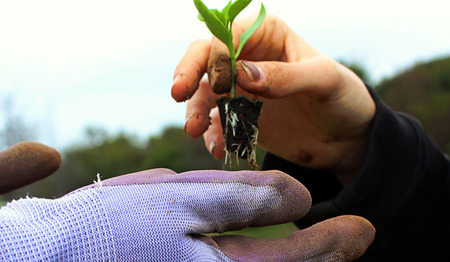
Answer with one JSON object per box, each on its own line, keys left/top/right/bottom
{"left": 217, "top": 96, "right": 263, "bottom": 169}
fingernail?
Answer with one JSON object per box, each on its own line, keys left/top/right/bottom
{"left": 240, "top": 60, "right": 261, "bottom": 81}
{"left": 184, "top": 114, "right": 191, "bottom": 133}
{"left": 172, "top": 75, "right": 188, "bottom": 102}
{"left": 209, "top": 141, "right": 215, "bottom": 154}
{"left": 172, "top": 75, "right": 180, "bottom": 87}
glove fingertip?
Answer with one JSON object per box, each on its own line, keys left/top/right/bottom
{"left": 250, "top": 170, "right": 312, "bottom": 227}
{"left": 0, "top": 142, "right": 62, "bottom": 193}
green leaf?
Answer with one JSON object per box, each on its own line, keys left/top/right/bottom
{"left": 228, "top": 0, "right": 252, "bottom": 25}
{"left": 212, "top": 9, "right": 227, "bottom": 25}
{"left": 221, "top": 0, "right": 233, "bottom": 26}
{"left": 194, "top": 0, "right": 232, "bottom": 46}
{"left": 236, "top": 3, "right": 265, "bottom": 58}
{"left": 197, "top": 13, "right": 204, "bottom": 22}
{"left": 222, "top": 0, "right": 233, "bottom": 13}
{"left": 198, "top": 9, "right": 227, "bottom": 25}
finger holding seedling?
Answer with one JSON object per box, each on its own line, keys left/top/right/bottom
{"left": 172, "top": 39, "right": 211, "bottom": 102}
{"left": 204, "top": 107, "right": 227, "bottom": 159}
{"left": 184, "top": 77, "right": 221, "bottom": 139}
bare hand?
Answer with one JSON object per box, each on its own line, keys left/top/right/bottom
{"left": 171, "top": 15, "right": 375, "bottom": 183}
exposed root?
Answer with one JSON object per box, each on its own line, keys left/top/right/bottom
{"left": 223, "top": 120, "right": 259, "bottom": 170}
{"left": 218, "top": 96, "right": 262, "bottom": 170}
{"left": 93, "top": 173, "right": 103, "bottom": 192}
{"left": 225, "top": 103, "right": 239, "bottom": 137}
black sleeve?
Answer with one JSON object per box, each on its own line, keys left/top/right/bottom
{"left": 261, "top": 86, "right": 450, "bottom": 261}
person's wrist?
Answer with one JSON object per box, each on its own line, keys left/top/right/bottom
{"left": 330, "top": 69, "right": 375, "bottom": 185}
{"left": 331, "top": 134, "right": 370, "bottom": 185}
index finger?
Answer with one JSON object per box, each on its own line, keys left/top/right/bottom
{"left": 76, "top": 168, "right": 312, "bottom": 230}
{"left": 177, "top": 169, "right": 312, "bottom": 231}
{"left": 172, "top": 39, "right": 211, "bottom": 102}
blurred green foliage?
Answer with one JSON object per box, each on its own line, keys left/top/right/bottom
{"left": 2, "top": 125, "right": 265, "bottom": 201}
{"left": 209, "top": 222, "right": 299, "bottom": 239}
{"left": 342, "top": 57, "right": 450, "bottom": 154}
{"left": 3, "top": 126, "right": 218, "bottom": 200}
{"left": 143, "top": 127, "right": 222, "bottom": 172}
{"left": 339, "top": 60, "right": 373, "bottom": 86}
{"left": 377, "top": 56, "right": 450, "bottom": 154}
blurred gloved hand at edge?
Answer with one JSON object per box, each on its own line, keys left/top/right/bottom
{"left": 0, "top": 141, "right": 61, "bottom": 194}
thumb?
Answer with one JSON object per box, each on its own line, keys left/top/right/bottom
{"left": 208, "top": 215, "right": 375, "bottom": 262}
{"left": 235, "top": 56, "right": 340, "bottom": 99}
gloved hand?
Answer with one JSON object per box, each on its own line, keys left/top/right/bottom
{"left": 0, "top": 168, "right": 375, "bottom": 261}
{"left": 0, "top": 141, "right": 61, "bottom": 194}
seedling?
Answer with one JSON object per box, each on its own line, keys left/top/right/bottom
{"left": 194, "top": 0, "right": 265, "bottom": 169}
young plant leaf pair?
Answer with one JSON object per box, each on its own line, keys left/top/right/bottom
{"left": 194, "top": 0, "right": 266, "bottom": 97}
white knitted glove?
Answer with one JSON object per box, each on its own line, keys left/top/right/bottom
{"left": 0, "top": 168, "right": 374, "bottom": 261}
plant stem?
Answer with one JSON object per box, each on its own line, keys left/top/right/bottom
{"left": 230, "top": 54, "right": 236, "bottom": 98}
{"left": 229, "top": 22, "right": 236, "bottom": 99}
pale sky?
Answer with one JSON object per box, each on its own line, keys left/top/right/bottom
{"left": 1, "top": 0, "right": 449, "bottom": 151}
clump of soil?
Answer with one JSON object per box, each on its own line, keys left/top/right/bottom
{"left": 217, "top": 96, "right": 263, "bottom": 169}
{"left": 208, "top": 54, "right": 232, "bottom": 94}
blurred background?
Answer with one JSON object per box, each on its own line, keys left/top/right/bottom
{"left": 1, "top": 0, "right": 450, "bottom": 238}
